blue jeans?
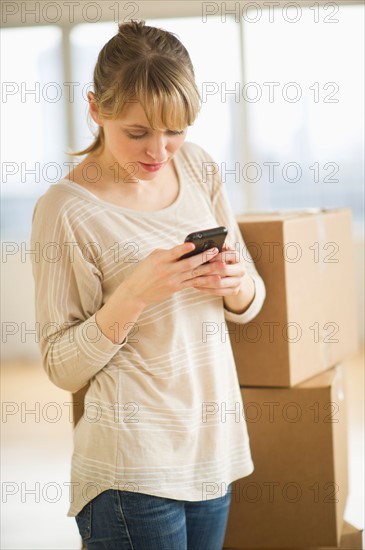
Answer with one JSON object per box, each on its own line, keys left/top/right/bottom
{"left": 75, "top": 485, "right": 232, "bottom": 549}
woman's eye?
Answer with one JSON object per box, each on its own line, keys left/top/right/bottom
{"left": 127, "top": 133, "right": 146, "bottom": 140}
{"left": 126, "top": 129, "right": 185, "bottom": 140}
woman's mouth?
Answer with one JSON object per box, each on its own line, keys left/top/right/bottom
{"left": 139, "top": 161, "right": 166, "bottom": 172}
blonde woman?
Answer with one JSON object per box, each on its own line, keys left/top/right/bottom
{"left": 30, "top": 20, "right": 265, "bottom": 550}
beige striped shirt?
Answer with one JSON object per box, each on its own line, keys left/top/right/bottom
{"left": 30, "top": 141, "right": 266, "bottom": 517}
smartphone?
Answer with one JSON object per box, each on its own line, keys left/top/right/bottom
{"left": 179, "top": 226, "right": 228, "bottom": 260}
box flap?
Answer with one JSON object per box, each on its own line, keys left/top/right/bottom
{"left": 297, "top": 365, "right": 341, "bottom": 389}
{"left": 236, "top": 208, "right": 351, "bottom": 224}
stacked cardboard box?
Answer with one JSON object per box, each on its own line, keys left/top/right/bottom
{"left": 228, "top": 208, "right": 358, "bottom": 387}
{"left": 223, "top": 209, "right": 361, "bottom": 549}
{"left": 224, "top": 521, "right": 363, "bottom": 549}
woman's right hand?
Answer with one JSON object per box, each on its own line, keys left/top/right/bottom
{"left": 122, "top": 242, "right": 221, "bottom": 308}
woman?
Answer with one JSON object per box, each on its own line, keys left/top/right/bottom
{"left": 30, "top": 20, "right": 266, "bottom": 550}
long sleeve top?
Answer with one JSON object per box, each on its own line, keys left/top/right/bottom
{"left": 30, "top": 141, "right": 266, "bottom": 517}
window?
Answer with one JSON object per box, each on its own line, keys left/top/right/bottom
{"left": 241, "top": 4, "right": 364, "bottom": 230}
{"left": 1, "top": 26, "right": 65, "bottom": 240}
{"left": 1, "top": 5, "right": 363, "bottom": 241}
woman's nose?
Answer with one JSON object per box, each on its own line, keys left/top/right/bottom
{"left": 145, "top": 134, "right": 169, "bottom": 162}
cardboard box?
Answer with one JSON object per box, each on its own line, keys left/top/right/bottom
{"left": 228, "top": 209, "right": 358, "bottom": 386}
{"left": 223, "top": 520, "right": 363, "bottom": 549}
{"left": 335, "top": 521, "right": 364, "bottom": 549}
{"left": 336, "top": 521, "right": 364, "bottom": 549}
{"left": 223, "top": 366, "right": 348, "bottom": 548}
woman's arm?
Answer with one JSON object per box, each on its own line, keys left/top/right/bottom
{"left": 223, "top": 270, "right": 256, "bottom": 314}
{"left": 30, "top": 198, "right": 132, "bottom": 393}
{"left": 30, "top": 193, "right": 214, "bottom": 392}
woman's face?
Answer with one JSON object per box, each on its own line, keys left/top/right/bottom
{"left": 89, "top": 96, "right": 188, "bottom": 182}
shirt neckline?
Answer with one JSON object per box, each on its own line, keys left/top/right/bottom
{"left": 57, "top": 148, "right": 185, "bottom": 217}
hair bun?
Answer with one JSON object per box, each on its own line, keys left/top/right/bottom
{"left": 118, "top": 19, "right": 146, "bottom": 35}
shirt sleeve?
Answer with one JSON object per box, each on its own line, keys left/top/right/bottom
{"left": 30, "top": 193, "right": 128, "bottom": 393}
{"left": 201, "top": 147, "right": 266, "bottom": 324}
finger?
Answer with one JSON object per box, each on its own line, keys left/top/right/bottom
{"left": 203, "top": 262, "right": 245, "bottom": 278}
{"left": 221, "top": 249, "right": 239, "bottom": 265}
{"left": 191, "top": 274, "right": 221, "bottom": 287}
{"left": 207, "top": 249, "right": 228, "bottom": 263}
{"left": 194, "top": 275, "right": 242, "bottom": 290}
{"left": 185, "top": 259, "right": 226, "bottom": 281}
{"left": 178, "top": 273, "right": 220, "bottom": 291}
{"left": 202, "top": 248, "right": 220, "bottom": 263}
{"left": 194, "top": 278, "right": 242, "bottom": 293}
{"left": 178, "top": 247, "right": 219, "bottom": 270}
{"left": 220, "top": 263, "right": 246, "bottom": 277}
{"left": 207, "top": 249, "right": 239, "bottom": 264}
{"left": 187, "top": 261, "right": 240, "bottom": 281}
{"left": 222, "top": 241, "right": 234, "bottom": 251}
{"left": 190, "top": 273, "right": 243, "bottom": 291}
{"left": 171, "top": 241, "right": 196, "bottom": 261}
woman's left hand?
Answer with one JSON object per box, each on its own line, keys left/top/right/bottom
{"left": 192, "top": 242, "right": 249, "bottom": 296}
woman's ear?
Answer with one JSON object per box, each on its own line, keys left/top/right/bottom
{"left": 88, "top": 91, "right": 103, "bottom": 126}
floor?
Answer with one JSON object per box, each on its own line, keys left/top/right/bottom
{"left": 1, "top": 350, "right": 364, "bottom": 549}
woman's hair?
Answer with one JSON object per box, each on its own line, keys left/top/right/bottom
{"left": 68, "top": 19, "right": 201, "bottom": 157}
